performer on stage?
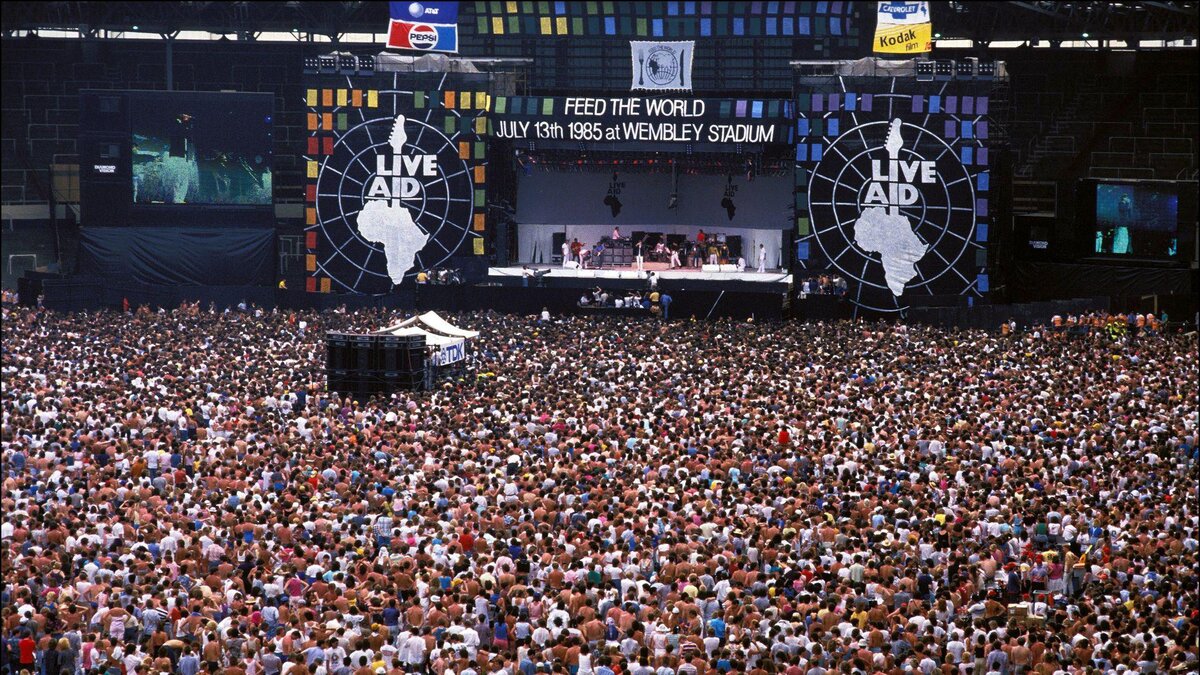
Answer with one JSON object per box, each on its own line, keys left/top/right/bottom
{"left": 561, "top": 239, "right": 572, "bottom": 268}
{"left": 757, "top": 243, "right": 767, "bottom": 273}
{"left": 612, "top": 226, "right": 622, "bottom": 241}
{"left": 708, "top": 242, "right": 720, "bottom": 266}
{"left": 654, "top": 240, "right": 667, "bottom": 262}
{"left": 570, "top": 238, "right": 584, "bottom": 266}
{"left": 669, "top": 246, "right": 681, "bottom": 269}
{"left": 635, "top": 239, "right": 644, "bottom": 272}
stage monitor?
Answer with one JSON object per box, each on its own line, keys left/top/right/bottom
{"left": 131, "top": 91, "right": 273, "bottom": 207}
{"left": 1078, "top": 179, "right": 1184, "bottom": 260}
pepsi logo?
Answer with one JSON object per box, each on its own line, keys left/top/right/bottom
{"left": 409, "top": 24, "right": 438, "bottom": 49}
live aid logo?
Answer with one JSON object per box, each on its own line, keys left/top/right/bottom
{"left": 863, "top": 158, "right": 937, "bottom": 208}
{"left": 367, "top": 153, "right": 438, "bottom": 207}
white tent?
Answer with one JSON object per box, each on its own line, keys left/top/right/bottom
{"left": 381, "top": 311, "right": 479, "bottom": 339}
{"left": 376, "top": 312, "right": 475, "bottom": 367}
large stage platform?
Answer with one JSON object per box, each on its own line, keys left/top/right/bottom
{"left": 488, "top": 264, "right": 793, "bottom": 293}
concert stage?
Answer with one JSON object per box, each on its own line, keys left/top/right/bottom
{"left": 487, "top": 264, "right": 793, "bottom": 293}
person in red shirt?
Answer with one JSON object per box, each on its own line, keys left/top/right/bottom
{"left": 18, "top": 632, "right": 37, "bottom": 667}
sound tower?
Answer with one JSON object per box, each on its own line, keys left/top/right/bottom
{"left": 325, "top": 332, "right": 429, "bottom": 398}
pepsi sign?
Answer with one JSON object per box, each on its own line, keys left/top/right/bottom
{"left": 387, "top": 1, "right": 459, "bottom": 53}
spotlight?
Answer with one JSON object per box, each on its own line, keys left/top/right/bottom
{"left": 1081, "top": 32, "right": 1089, "bottom": 38}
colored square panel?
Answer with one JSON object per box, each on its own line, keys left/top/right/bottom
{"left": 929, "top": 95, "right": 941, "bottom": 112}
{"left": 668, "top": 1, "right": 680, "bottom": 14}
{"left": 977, "top": 147, "right": 988, "bottom": 165}
{"left": 844, "top": 92, "right": 856, "bottom": 111}
{"left": 307, "top": 160, "right": 318, "bottom": 179}
{"left": 367, "top": 90, "right": 378, "bottom": 107}
{"left": 796, "top": 144, "right": 808, "bottom": 161}
{"left": 507, "top": 0, "right": 518, "bottom": 11}
{"left": 810, "top": 94, "right": 823, "bottom": 112}
{"left": 322, "top": 137, "right": 333, "bottom": 155}
{"left": 960, "top": 147, "right": 973, "bottom": 165}
{"left": 306, "top": 89, "right": 317, "bottom": 107}
{"left": 556, "top": 17, "right": 567, "bottom": 33}
{"left": 445, "top": 117, "right": 457, "bottom": 135}
{"left": 976, "top": 198, "right": 988, "bottom": 217}
{"left": 473, "top": 238, "right": 485, "bottom": 255}
{"left": 962, "top": 97, "right": 974, "bottom": 115}
{"left": 796, "top": 216, "right": 810, "bottom": 235}
{"left": 827, "top": 118, "right": 838, "bottom": 135}
{"left": 795, "top": 95, "right": 808, "bottom": 112}
{"left": 459, "top": 142, "right": 470, "bottom": 159}
{"left": 474, "top": 213, "right": 487, "bottom": 230}
{"left": 976, "top": 97, "right": 989, "bottom": 114}
{"left": 475, "top": 117, "right": 488, "bottom": 135}
{"left": 474, "top": 141, "right": 486, "bottom": 157}
{"left": 573, "top": 17, "right": 583, "bottom": 33}
{"left": 944, "top": 120, "right": 957, "bottom": 138}
{"left": 751, "top": 101, "right": 763, "bottom": 118}
{"left": 321, "top": 113, "right": 332, "bottom": 130}
{"left": 337, "top": 113, "right": 348, "bottom": 131}
{"left": 305, "top": 230, "right": 316, "bottom": 248}
{"left": 976, "top": 222, "right": 988, "bottom": 242}
{"left": 307, "top": 137, "right": 319, "bottom": 155}
{"left": 798, "top": 16, "right": 810, "bottom": 34}
{"left": 478, "top": 16, "right": 488, "bottom": 32}
{"left": 307, "top": 113, "right": 318, "bottom": 130}
{"left": 474, "top": 189, "right": 486, "bottom": 207}
{"left": 352, "top": 90, "right": 362, "bottom": 107}
{"left": 976, "top": 273, "right": 988, "bottom": 292}
{"left": 305, "top": 277, "right": 316, "bottom": 293}
{"left": 766, "top": 17, "right": 777, "bottom": 34}
{"left": 811, "top": 143, "right": 822, "bottom": 161}
{"left": 460, "top": 92, "right": 473, "bottom": 110}
{"left": 445, "top": 91, "right": 457, "bottom": 108}
{"left": 493, "top": 16, "right": 505, "bottom": 33}
{"left": 474, "top": 166, "right": 486, "bottom": 184}
{"left": 540, "top": 17, "right": 552, "bottom": 34}
{"left": 542, "top": 98, "right": 554, "bottom": 115}
{"left": 637, "top": 18, "right": 647, "bottom": 34}
{"left": 977, "top": 120, "right": 988, "bottom": 139}
{"left": 945, "top": 96, "right": 957, "bottom": 114}
{"left": 831, "top": 16, "right": 840, "bottom": 35}
{"left": 414, "top": 92, "right": 425, "bottom": 109}
{"left": 827, "top": 93, "right": 839, "bottom": 110}
{"left": 977, "top": 172, "right": 989, "bottom": 192}
{"left": 736, "top": 100, "right": 747, "bottom": 117}
{"left": 337, "top": 89, "right": 347, "bottom": 106}
{"left": 305, "top": 209, "right": 316, "bottom": 228}
{"left": 811, "top": 118, "right": 822, "bottom": 135}
{"left": 476, "top": 92, "right": 488, "bottom": 108}
{"left": 604, "top": 16, "right": 616, "bottom": 33}
{"left": 322, "top": 89, "right": 333, "bottom": 107}
{"left": 797, "top": 118, "right": 810, "bottom": 136}
{"left": 494, "top": 97, "right": 507, "bottom": 114}
{"left": 733, "top": 17, "right": 744, "bottom": 34}
{"left": 700, "top": 17, "right": 712, "bottom": 35}
{"left": 509, "top": 16, "right": 520, "bottom": 32}
{"left": 320, "top": 278, "right": 330, "bottom": 293}
{"left": 653, "top": 18, "right": 664, "bottom": 36}
{"left": 961, "top": 121, "right": 973, "bottom": 139}
{"left": 912, "top": 97, "right": 923, "bottom": 113}
{"left": 306, "top": 255, "right": 316, "bottom": 272}
{"left": 861, "top": 94, "right": 872, "bottom": 111}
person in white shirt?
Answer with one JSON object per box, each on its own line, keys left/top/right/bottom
{"left": 757, "top": 243, "right": 767, "bottom": 272}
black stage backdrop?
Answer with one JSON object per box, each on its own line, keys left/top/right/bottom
{"left": 77, "top": 227, "right": 274, "bottom": 286}
{"left": 516, "top": 171, "right": 792, "bottom": 228}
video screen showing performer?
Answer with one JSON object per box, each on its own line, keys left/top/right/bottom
{"left": 132, "top": 95, "right": 273, "bottom": 206}
{"left": 1093, "top": 182, "right": 1179, "bottom": 257}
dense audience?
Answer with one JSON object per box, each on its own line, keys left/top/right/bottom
{"left": 2, "top": 299, "right": 1197, "bottom": 675}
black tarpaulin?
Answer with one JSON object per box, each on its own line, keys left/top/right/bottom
{"left": 77, "top": 227, "right": 274, "bottom": 286}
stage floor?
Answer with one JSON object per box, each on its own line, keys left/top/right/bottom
{"left": 490, "top": 264, "right": 793, "bottom": 285}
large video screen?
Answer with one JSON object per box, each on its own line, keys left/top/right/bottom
{"left": 131, "top": 92, "right": 272, "bottom": 206}
{"left": 1092, "top": 181, "right": 1179, "bottom": 257}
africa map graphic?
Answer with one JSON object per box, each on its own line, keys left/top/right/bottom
{"left": 354, "top": 115, "right": 430, "bottom": 284}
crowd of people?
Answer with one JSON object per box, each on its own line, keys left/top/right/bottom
{"left": 2, "top": 297, "right": 1197, "bottom": 675}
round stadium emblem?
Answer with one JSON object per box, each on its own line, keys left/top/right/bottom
{"left": 644, "top": 47, "right": 681, "bottom": 86}
{"left": 313, "top": 109, "right": 474, "bottom": 294}
{"left": 409, "top": 24, "right": 438, "bottom": 50}
{"left": 807, "top": 117, "right": 977, "bottom": 313}
{"left": 408, "top": 2, "right": 426, "bottom": 18}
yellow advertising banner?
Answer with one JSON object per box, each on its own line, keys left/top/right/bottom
{"left": 874, "top": 21, "right": 932, "bottom": 54}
